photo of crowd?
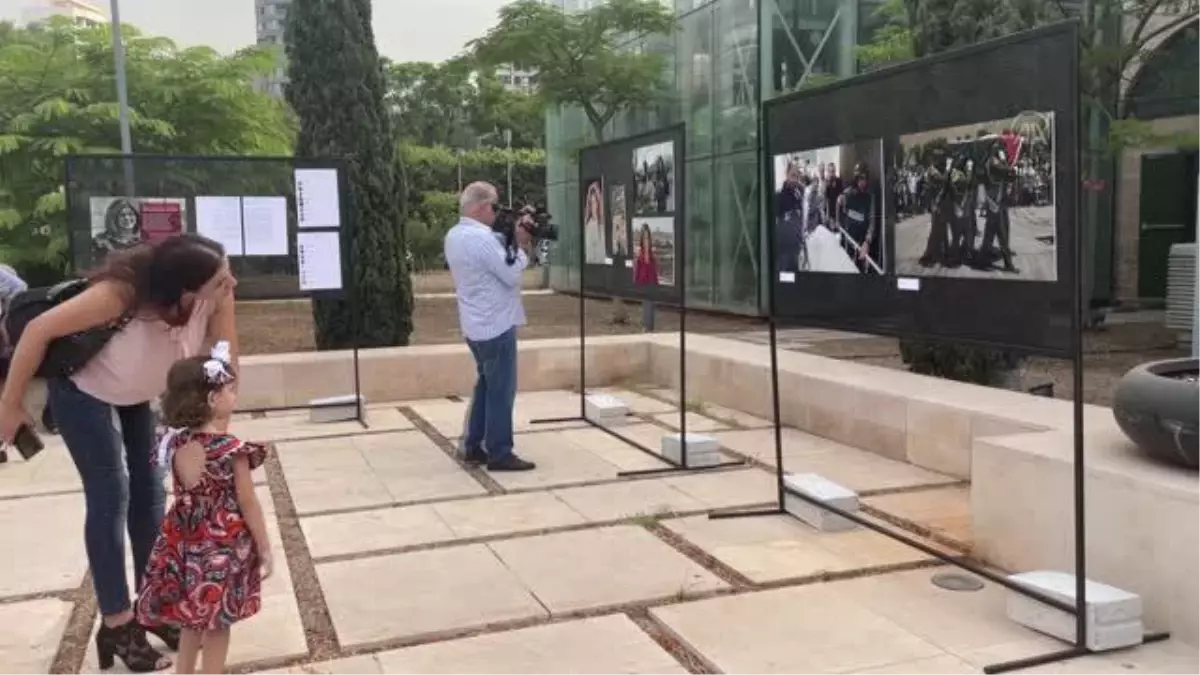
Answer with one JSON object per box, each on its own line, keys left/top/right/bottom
{"left": 893, "top": 111, "right": 1056, "bottom": 281}
{"left": 583, "top": 177, "right": 608, "bottom": 264}
{"left": 632, "top": 217, "right": 674, "bottom": 286}
{"left": 633, "top": 141, "right": 675, "bottom": 215}
{"left": 772, "top": 140, "right": 885, "bottom": 278}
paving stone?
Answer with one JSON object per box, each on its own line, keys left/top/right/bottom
{"left": 591, "top": 388, "right": 677, "bottom": 415}
{"left": 301, "top": 503, "right": 457, "bottom": 559}
{"left": 0, "top": 492, "right": 86, "bottom": 598}
{"left": 552, "top": 479, "right": 706, "bottom": 522}
{"left": 650, "top": 583, "right": 945, "bottom": 673}
{"left": 556, "top": 427, "right": 671, "bottom": 472}
{"left": 664, "top": 514, "right": 935, "bottom": 583}
{"left": 712, "top": 427, "right": 847, "bottom": 465}
{"left": 231, "top": 406, "right": 412, "bottom": 443}
{"left": 694, "top": 403, "right": 773, "bottom": 429}
{"left": 652, "top": 411, "right": 730, "bottom": 433}
{"left": 255, "top": 654, "right": 384, "bottom": 674}
{"left": 663, "top": 468, "right": 778, "bottom": 510}
{"left": 407, "top": 391, "right": 586, "bottom": 440}
{"left": 964, "top": 637, "right": 1200, "bottom": 673}
{"left": 833, "top": 568, "right": 1058, "bottom": 659}
{"left": 278, "top": 432, "right": 485, "bottom": 515}
{"left": 318, "top": 544, "right": 546, "bottom": 647}
{"left": 865, "top": 486, "right": 973, "bottom": 546}
{"left": 488, "top": 525, "right": 727, "bottom": 614}
{"left": 0, "top": 436, "right": 81, "bottom": 499}
{"left": 431, "top": 492, "right": 587, "bottom": 539}
{"left": 0, "top": 599, "right": 72, "bottom": 673}
{"left": 858, "top": 654, "right": 978, "bottom": 673}
{"left": 487, "top": 432, "right": 626, "bottom": 490}
{"left": 374, "top": 614, "right": 687, "bottom": 674}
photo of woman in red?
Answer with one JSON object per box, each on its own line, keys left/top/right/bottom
{"left": 633, "top": 223, "right": 659, "bottom": 331}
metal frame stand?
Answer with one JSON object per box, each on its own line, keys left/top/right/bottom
{"left": 532, "top": 144, "right": 742, "bottom": 478}
{"left": 63, "top": 154, "right": 367, "bottom": 430}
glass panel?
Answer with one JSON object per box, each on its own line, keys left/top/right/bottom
{"left": 713, "top": 149, "right": 760, "bottom": 311}
{"left": 761, "top": 0, "right": 846, "bottom": 99}
{"left": 716, "top": 0, "right": 759, "bottom": 154}
{"left": 678, "top": 5, "right": 716, "bottom": 159}
{"left": 683, "top": 158, "right": 716, "bottom": 306}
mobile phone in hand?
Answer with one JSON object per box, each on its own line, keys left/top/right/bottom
{"left": 13, "top": 424, "right": 44, "bottom": 461}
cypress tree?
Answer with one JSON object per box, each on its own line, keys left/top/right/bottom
{"left": 286, "top": 0, "right": 414, "bottom": 349}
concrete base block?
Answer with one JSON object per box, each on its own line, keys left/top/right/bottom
{"left": 661, "top": 433, "right": 721, "bottom": 467}
{"left": 308, "top": 394, "right": 365, "bottom": 423}
{"left": 1007, "top": 571, "right": 1144, "bottom": 651}
{"left": 782, "top": 473, "right": 859, "bottom": 532}
{"left": 585, "top": 394, "right": 631, "bottom": 426}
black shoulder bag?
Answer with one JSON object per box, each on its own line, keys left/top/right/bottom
{"left": 2, "top": 279, "right": 133, "bottom": 379}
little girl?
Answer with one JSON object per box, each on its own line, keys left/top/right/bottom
{"left": 134, "top": 342, "right": 273, "bottom": 674}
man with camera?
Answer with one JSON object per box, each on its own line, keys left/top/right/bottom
{"left": 443, "top": 181, "right": 536, "bottom": 472}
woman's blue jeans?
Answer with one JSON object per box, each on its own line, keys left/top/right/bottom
{"left": 48, "top": 378, "right": 164, "bottom": 617}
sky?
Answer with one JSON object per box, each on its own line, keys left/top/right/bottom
{"left": 0, "top": 0, "right": 512, "bottom": 63}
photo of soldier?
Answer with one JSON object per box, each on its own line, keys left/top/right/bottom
{"left": 895, "top": 112, "right": 1056, "bottom": 281}
{"left": 632, "top": 141, "right": 675, "bottom": 216}
{"left": 772, "top": 140, "right": 886, "bottom": 277}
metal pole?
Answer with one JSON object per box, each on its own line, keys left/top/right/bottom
{"left": 109, "top": 0, "right": 135, "bottom": 195}
{"left": 1193, "top": 170, "right": 1199, "bottom": 357}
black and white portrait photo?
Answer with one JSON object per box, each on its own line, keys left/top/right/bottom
{"left": 632, "top": 141, "right": 675, "bottom": 215}
{"left": 894, "top": 111, "right": 1056, "bottom": 281}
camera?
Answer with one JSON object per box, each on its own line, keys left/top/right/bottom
{"left": 492, "top": 201, "right": 558, "bottom": 265}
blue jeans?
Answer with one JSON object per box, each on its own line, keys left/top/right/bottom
{"left": 463, "top": 327, "right": 517, "bottom": 462}
{"left": 48, "top": 378, "right": 165, "bottom": 617}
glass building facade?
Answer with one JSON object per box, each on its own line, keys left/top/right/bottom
{"left": 546, "top": 0, "right": 883, "bottom": 315}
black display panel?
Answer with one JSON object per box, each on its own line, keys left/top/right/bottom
{"left": 579, "top": 125, "right": 685, "bottom": 303}
{"left": 764, "top": 22, "right": 1079, "bottom": 356}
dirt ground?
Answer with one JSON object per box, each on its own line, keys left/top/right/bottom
{"left": 236, "top": 272, "right": 1188, "bottom": 408}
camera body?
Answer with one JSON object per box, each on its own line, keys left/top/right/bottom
{"left": 492, "top": 201, "right": 558, "bottom": 265}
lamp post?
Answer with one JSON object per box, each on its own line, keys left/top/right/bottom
{"left": 109, "top": 0, "right": 134, "bottom": 194}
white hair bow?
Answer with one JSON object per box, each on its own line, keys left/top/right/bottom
{"left": 204, "top": 340, "right": 234, "bottom": 385}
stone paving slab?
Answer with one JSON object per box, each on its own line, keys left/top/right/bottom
{"left": 0, "top": 492, "right": 86, "bottom": 598}
{"left": 488, "top": 430, "right": 670, "bottom": 491}
{"left": 590, "top": 388, "right": 678, "bottom": 415}
{"left": 714, "top": 428, "right": 958, "bottom": 492}
{"left": 651, "top": 582, "right": 947, "bottom": 673}
{"left": 552, "top": 479, "right": 706, "bottom": 522}
{"left": 865, "top": 486, "right": 973, "bottom": 546}
{"left": 373, "top": 614, "right": 686, "bottom": 673}
{"left": 407, "top": 390, "right": 587, "bottom": 440}
{"left": 0, "top": 598, "right": 72, "bottom": 673}
{"left": 302, "top": 503, "right": 457, "bottom": 559}
{"left": 651, "top": 411, "right": 731, "bottom": 433}
{"left": 318, "top": 543, "right": 547, "bottom": 647}
{"left": 0, "top": 437, "right": 81, "bottom": 499}
{"left": 278, "top": 431, "right": 485, "bottom": 515}
{"left": 488, "top": 525, "right": 728, "bottom": 614}
{"left": 231, "top": 407, "right": 413, "bottom": 443}
{"left": 431, "top": 492, "right": 587, "bottom": 539}
{"left": 257, "top": 654, "right": 385, "bottom": 674}
{"left": 969, "top": 638, "right": 1200, "bottom": 673}
{"left": 663, "top": 468, "right": 779, "bottom": 511}
{"left": 664, "top": 514, "right": 937, "bottom": 584}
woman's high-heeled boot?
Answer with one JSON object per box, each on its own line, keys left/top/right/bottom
{"left": 94, "top": 621, "right": 170, "bottom": 672}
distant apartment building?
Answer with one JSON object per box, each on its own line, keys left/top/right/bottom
{"left": 21, "top": 0, "right": 108, "bottom": 27}
{"left": 255, "top": 0, "right": 292, "bottom": 97}
{"left": 494, "top": 65, "right": 538, "bottom": 93}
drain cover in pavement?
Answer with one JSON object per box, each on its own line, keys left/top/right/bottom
{"left": 932, "top": 572, "right": 984, "bottom": 592}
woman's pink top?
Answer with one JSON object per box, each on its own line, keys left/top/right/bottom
{"left": 72, "top": 298, "right": 214, "bottom": 406}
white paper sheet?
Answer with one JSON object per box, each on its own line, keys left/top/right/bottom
{"left": 194, "top": 196, "right": 244, "bottom": 255}
{"left": 294, "top": 168, "right": 341, "bottom": 229}
{"left": 297, "top": 231, "right": 343, "bottom": 291}
{"left": 241, "top": 196, "right": 290, "bottom": 256}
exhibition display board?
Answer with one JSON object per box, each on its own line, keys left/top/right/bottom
{"left": 64, "top": 154, "right": 364, "bottom": 421}
{"left": 763, "top": 22, "right": 1078, "bottom": 356}
{"left": 578, "top": 125, "right": 686, "bottom": 304}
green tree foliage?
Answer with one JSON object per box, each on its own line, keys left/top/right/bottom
{"left": 856, "top": 0, "right": 914, "bottom": 70}
{"left": 287, "top": 0, "right": 413, "bottom": 349}
{"left": 385, "top": 58, "right": 544, "bottom": 149}
{"left": 0, "top": 18, "right": 293, "bottom": 275}
{"left": 470, "top": 0, "right": 675, "bottom": 142}
{"left": 397, "top": 144, "right": 548, "bottom": 269}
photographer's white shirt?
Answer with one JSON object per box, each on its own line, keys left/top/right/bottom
{"left": 444, "top": 217, "right": 527, "bottom": 343}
